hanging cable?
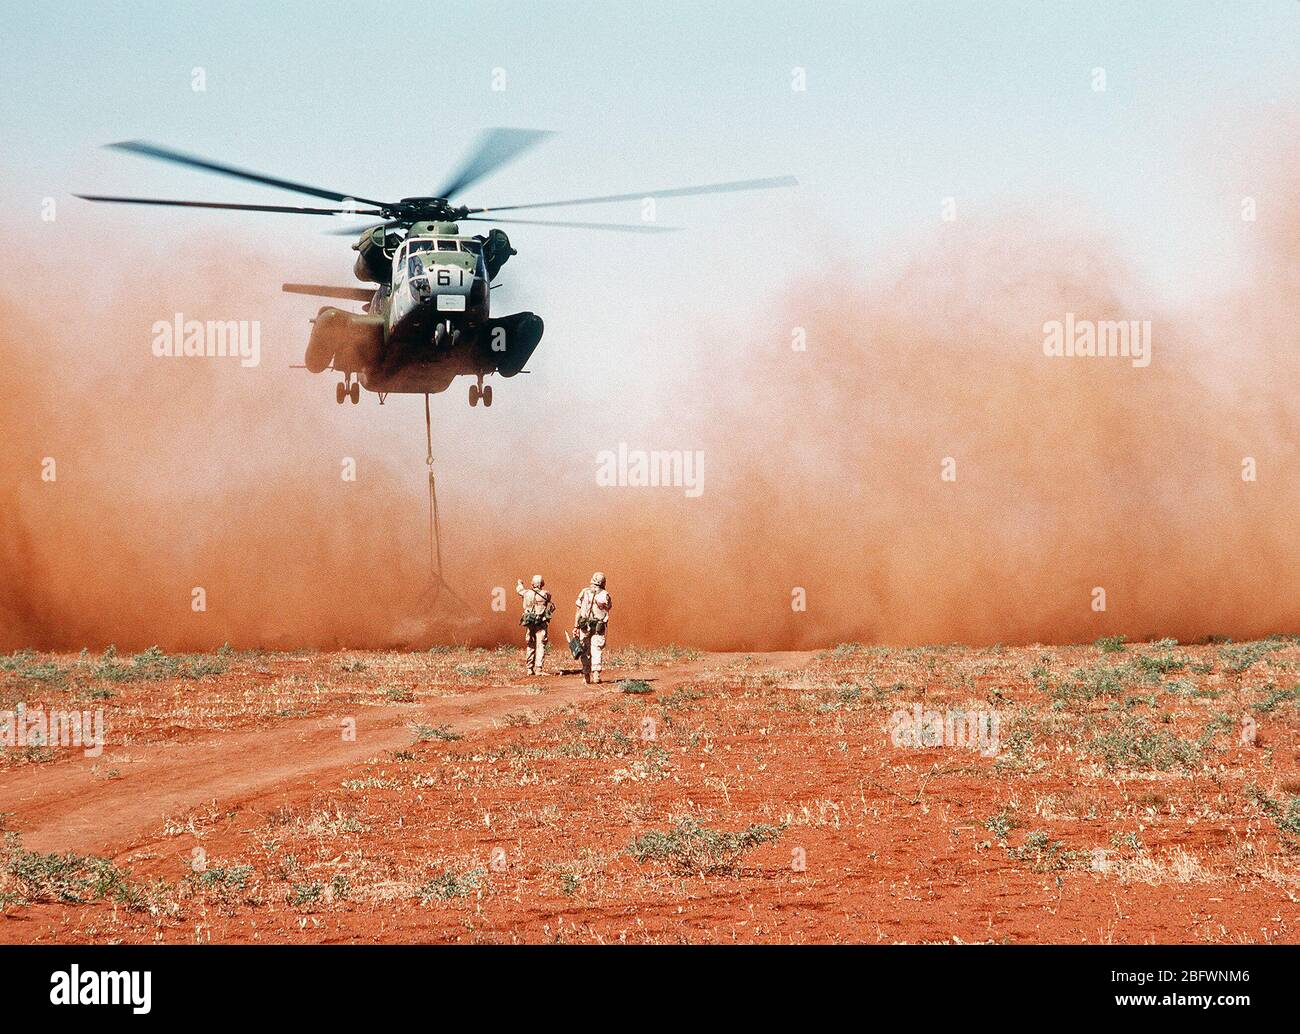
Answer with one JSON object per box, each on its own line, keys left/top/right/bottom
{"left": 419, "top": 393, "right": 469, "bottom": 613}
{"left": 424, "top": 392, "right": 441, "bottom": 582}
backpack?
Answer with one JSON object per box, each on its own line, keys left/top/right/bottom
{"left": 521, "top": 590, "right": 554, "bottom": 629}
{"left": 576, "top": 587, "right": 608, "bottom": 635}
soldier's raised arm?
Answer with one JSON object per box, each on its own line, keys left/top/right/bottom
{"left": 515, "top": 578, "right": 526, "bottom": 598}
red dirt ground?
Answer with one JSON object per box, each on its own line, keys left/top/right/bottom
{"left": 1, "top": 639, "right": 1297, "bottom": 943}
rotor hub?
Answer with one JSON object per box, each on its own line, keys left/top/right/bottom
{"left": 392, "top": 197, "right": 470, "bottom": 222}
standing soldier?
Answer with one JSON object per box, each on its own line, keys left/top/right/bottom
{"left": 516, "top": 576, "right": 554, "bottom": 676}
{"left": 573, "top": 571, "right": 613, "bottom": 684}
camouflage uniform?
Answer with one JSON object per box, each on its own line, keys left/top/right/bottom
{"left": 516, "top": 578, "right": 553, "bottom": 675}
{"left": 574, "top": 575, "right": 612, "bottom": 684}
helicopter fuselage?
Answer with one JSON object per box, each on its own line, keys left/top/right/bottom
{"left": 369, "top": 231, "right": 491, "bottom": 391}
{"left": 303, "top": 224, "right": 543, "bottom": 403}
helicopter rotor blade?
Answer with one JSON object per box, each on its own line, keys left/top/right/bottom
{"left": 436, "top": 128, "right": 554, "bottom": 201}
{"left": 324, "top": 220, "right": 404, "bottom": 236}
{"left": 461, "top": 216, "right": 678, "bottom": 233}
{"left": 104, "top": 140, "right": 391, "bottom": 209}
{"left": 469, "top": 174, "right": 798, "bottom": 214}
{"left": 75, "top": 194, "right": 384, "bottom": 216}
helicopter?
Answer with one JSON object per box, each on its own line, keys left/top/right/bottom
{"left": 78, "top": 130, "right": 797, "bottom": 407}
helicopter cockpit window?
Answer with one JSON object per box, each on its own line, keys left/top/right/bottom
{"left": 407, "top": 255, "right": 425, "bottom": 279}
{"left": 437, "top": 239, "right": 458, "bottom": 252}
{"left": 407, "top": 240, "right": 435, "bottom": 254}
{"left": 461, "top": 239, "right": 482, "bottom": 254}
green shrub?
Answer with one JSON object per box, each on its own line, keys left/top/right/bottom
{"left": 1088, "top": 716, "right": 1202, "bottom": 771}
{"left": 1220, "top": 639, "right": 1283, "bottom": 674}
{"left": 413, "top": 724, "right": 461, "bottom": 742}
{"left": 3, "top": 833, "right": 137, "bottom": 905}
{"left": 627, "top": 818, "right": 784, "bottom": 874}
{"left": 418, "top": 867, "right": 484, "bottom": 902}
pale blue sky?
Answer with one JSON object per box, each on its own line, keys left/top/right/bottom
{"left": 2, "top": 2, "right": 1296, "bottom": 339}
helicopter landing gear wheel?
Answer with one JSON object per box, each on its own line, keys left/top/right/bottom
{"left": 336, "top": 381, "right": 346, "bottom": 405}
{"left": 349, "top": 381, "right": 360, "bottom": 405}
{"left": 470, "top": 373, "right": 489, "bottom": 408}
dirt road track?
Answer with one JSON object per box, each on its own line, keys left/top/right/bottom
{"left": 0, "top": 652, "right": 801, "bottom": 859}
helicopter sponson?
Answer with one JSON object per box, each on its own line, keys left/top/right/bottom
{"left": 304, "top": 307, "right": 383, "bottom": 374}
